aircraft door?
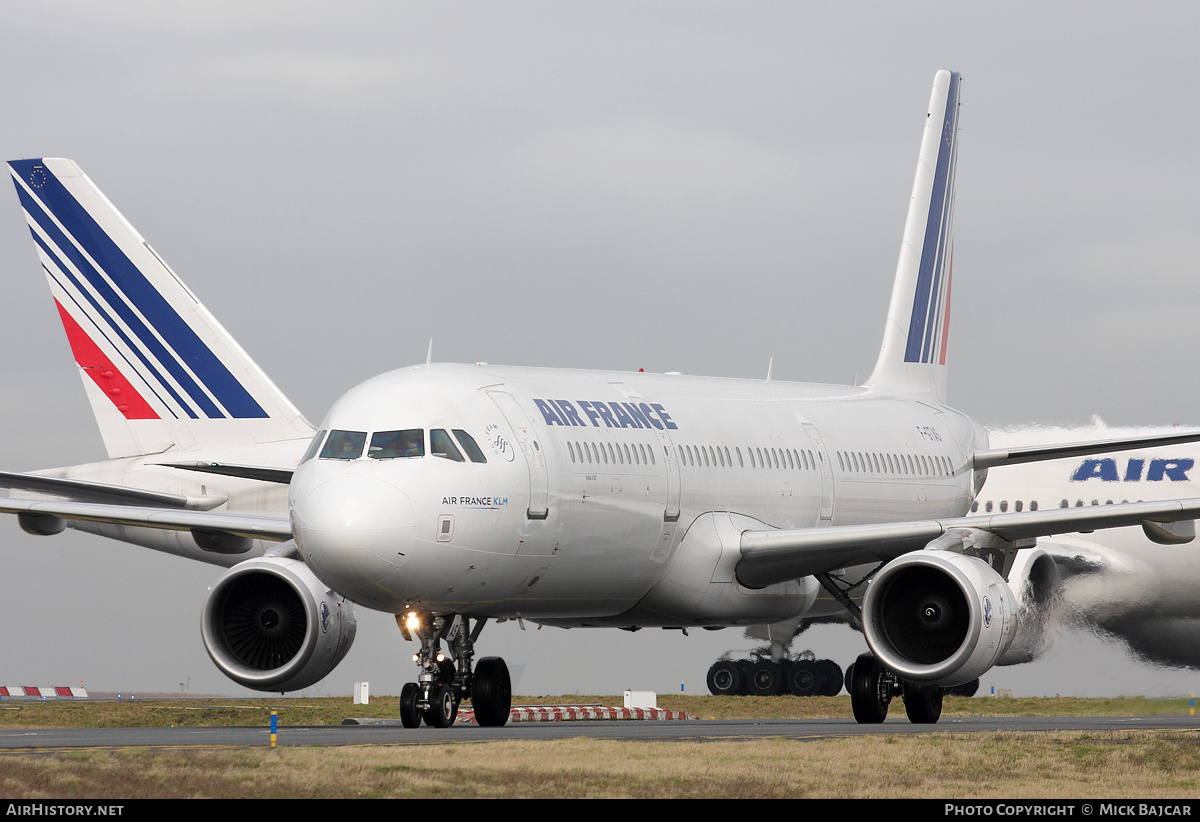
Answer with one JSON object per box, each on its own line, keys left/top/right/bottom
{"left": 487, "top": 390, "right": 549, "bottom": 519}
{"left": 611, "top": 383, "right": 680, "bottom": 524}
{"left": 655, "top": 429, "right": 681, "bottom": 522}
{"left": 802, "top": 423, "right": 835, "bottom": 523}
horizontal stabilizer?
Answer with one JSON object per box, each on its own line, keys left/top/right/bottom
{"left": 0, "top": 497, "right": 292, "bottom": 542}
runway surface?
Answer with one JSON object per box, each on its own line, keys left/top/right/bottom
{"left": 3, "top": 715, "right": 1199, "bottom": 750}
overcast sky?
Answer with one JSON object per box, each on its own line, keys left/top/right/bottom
{"left": 2, "top": 2, "right": 1200, "bottom": 699}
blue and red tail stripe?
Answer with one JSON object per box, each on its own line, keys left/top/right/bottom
{"left": 903, "top": 71, "right": 960, "bottom": 365}
{"left": 55, "top": 300, "right": 158, "bottom": 420}
{"left": 9, "top": 159, "right": 268, "bottom": 420}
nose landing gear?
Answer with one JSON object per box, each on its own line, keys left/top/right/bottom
{"left": 396, "top": 611, "right": 512, "bottom": 728}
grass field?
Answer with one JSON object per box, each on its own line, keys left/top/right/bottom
{"left": 0, "top": 693, "right": 1193, "bottom": 728}
{"left": 2, "top": 695, "right": 1199, "bottom": 798}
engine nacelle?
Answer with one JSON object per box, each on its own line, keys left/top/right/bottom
{"left": 863, "top": 550, "right": 1016, "bottom": 686}
{"left": 201, "top": 555, "right": 357, "bottom": 692}
{"left": 996, "top": 547, "right": 1064, "bottom": 665}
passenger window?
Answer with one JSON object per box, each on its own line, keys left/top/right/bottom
{"left": 452, "top": 430, "right": 488, "bottom": 463}
{"left": 430, "top": 429, "right": 465, "bottom": 462}
{"left": 320, "top": 430, "right": 367, "bottom": 460}
{"left": 301, "top": 430, "right": 327, "bottom": 464}
{"left": 368, "top": 429, "right": 424, "bottom": 459}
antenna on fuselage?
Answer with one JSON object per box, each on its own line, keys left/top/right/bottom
{"left": 426, "top": 338, "right": 433, "bottom": 367}
{"left": 765, "top": 357, "right": 773, "bottom": 383}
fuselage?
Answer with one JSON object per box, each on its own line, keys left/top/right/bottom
{"left": 974, "top": 426, "right": 1200, "bottom": 622}
{"left": 288, "top": 362, "right": 986, "bottom": 622}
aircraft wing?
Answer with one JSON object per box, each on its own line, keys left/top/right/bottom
{"left": 736, "top": 497, "right": 1200, "bottom": 588}
{"left": 0, "top": 497, "right": 292, "bottom": 542}
{"left": 973, "top": 430, "right": 1200, "bottom": 469}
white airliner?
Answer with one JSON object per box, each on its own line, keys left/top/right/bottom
{"left": 6, "top": 71, "right": 1200, "bottom": 727}
{"left": 728, "top": 422, "right": 1200, "bottom": 696}
{"left": 972, "top": 424, "right": 1200, "bottom": 672}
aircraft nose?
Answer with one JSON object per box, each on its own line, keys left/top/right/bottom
{"left": 292, "top": 475, "right": 414, "bottom": 587}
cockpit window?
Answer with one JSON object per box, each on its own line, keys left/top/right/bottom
{"left": 431, "top": 429, "right": 464, "bottom": 462}
{"left": 301, "top": 430, "right": 327, "bottom": 464}
{"left": 369, "top": 429, "right": 425, "bottom": 459}
{"left": 320, "top": 430, "right": 367, "bottom": 460}
{"left": 452, "top": 429, "right": 488, "bottom": 463}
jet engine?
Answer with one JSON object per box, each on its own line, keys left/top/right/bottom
{"left": 862, "top": 550, "right": 1016, "bottom": 686}
{"left": 996, "top": 548, "right": 1064, "bottom": 665}
{"left": 201, "top": 554, "right": 356, "bottom": 692}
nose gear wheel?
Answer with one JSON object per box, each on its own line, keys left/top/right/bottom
{"left": 395, "top": 613, "right": 511, "bottom": 728}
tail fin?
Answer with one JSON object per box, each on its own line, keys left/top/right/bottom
{"left": 7, "top": 158, "right": 313, "bottom": 458}
{"left": 864, "top": 70, "right": 961, "bottom": 403}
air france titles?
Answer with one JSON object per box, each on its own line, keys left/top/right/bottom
{"left": 533, "top": 399, "right": 677, "bottom": 431}
{"left": 1070, "top": 458, "right": 1194, "bottom": 482}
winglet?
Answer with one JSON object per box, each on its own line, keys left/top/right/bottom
{"left": 864, "top": 70, "right": 961, "bottom": 403}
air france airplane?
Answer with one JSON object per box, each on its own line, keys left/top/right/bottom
{"left": 6, "top": 71, "right": 1200, "bottom": 727}
{"left": 971, "top": 424, "right": 1200, "bottom": 673}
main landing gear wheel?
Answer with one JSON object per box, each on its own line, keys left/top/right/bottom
{"left": 748, "top": 660, "right": 783, "bottom": 695}
{"left": 850, "top": 652, "right": 891, "bottom": 724}
{"left": 786, "top": 660, "right": 823, "bottom": 697}
{"left": 903, "top": 682, "right": 943, "bottom": 724}
{"left": 817, "top": 659, "right": 844, "bottom": 696}
{"left": 399, "top": 682, "right": 422, "bottom": 729}
{"left": 706, "top": 653, "right": 842, "bottom": 696}
{"left": 706, "top": 660, "right": 743, "bottom": 696}
{"left": 472, "top": 656, "right": 512, "bottom": 727}
{"left": 425, "top": 681, "right": 459, "bottom": 728}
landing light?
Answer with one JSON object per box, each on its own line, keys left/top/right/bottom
{"left": 406, "top": 612, "right": 420, "bottom": 632}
